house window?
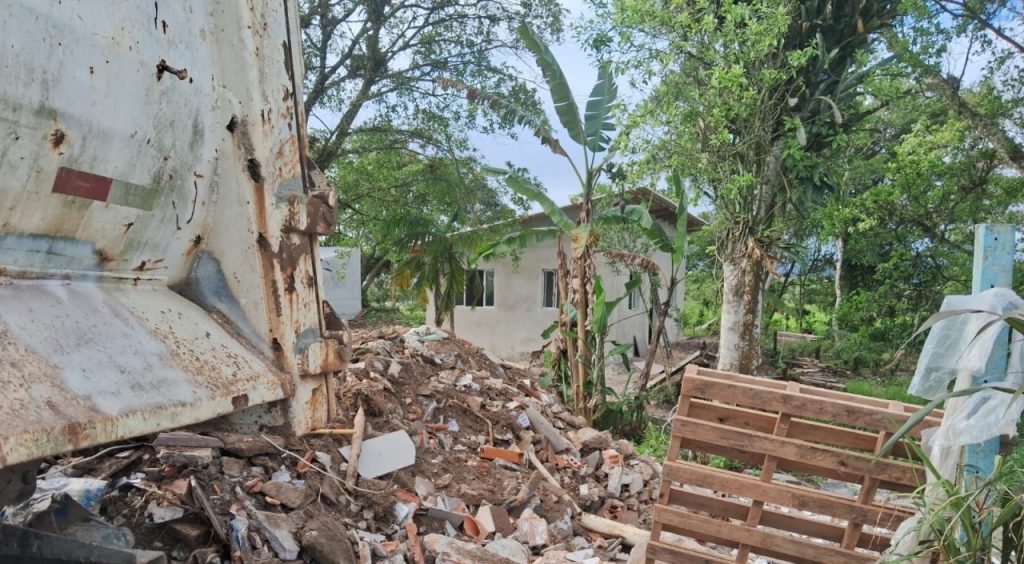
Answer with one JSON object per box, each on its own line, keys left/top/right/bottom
{"left": 628, "top": 273, "right": 639, "bottom": 310}
{"left": 457, "top": 269, "right": 494, "bottom": 307}
{"left": 542, "top": 270, "right": 558, "bottom": 309}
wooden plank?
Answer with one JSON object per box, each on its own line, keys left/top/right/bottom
{"left": 689, "top": 367, "right": 943, "bottom": 424}
{"left": 654, "top": 505, "right": 876, "bottom": 564}
{"left": 645, "top": 540, "right": 732, "bottom": 564}
{"left": 666, "top": 487, "right": 891, "bottom": 551}
{"left": 737, "top": 397, "right": 794, "bottom": 562}
{"left": 663, "top": 461, "right": 912, "bottom": 528}
{"left": 673, "top": 417, "right": 923, "bottom": 487}
{"left": 797, "top": 385, "right": 943, "bottom": 426}
{"left": 686, "top": 399, "right": 917, "bottom": 459}
{"left": 682, "top": 374, "right": 936, "bottom": 437}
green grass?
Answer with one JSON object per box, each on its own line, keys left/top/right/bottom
{"left": 636, "top": 422, "right": 670, "bottom": 460}
{"left": 845, "top": 376, "right": 928, "bottom": 406}
{"left": 360, "top": 304, "right": 426, "bottom": 327}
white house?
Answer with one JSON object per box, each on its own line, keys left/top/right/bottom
{"left": 427, "top": 188, "right": 703, "bottom": 360}
{"left": 320, "top": 247, "right": 362, "bottom": 319}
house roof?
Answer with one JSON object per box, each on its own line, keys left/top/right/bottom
{"left": 513, "top": 186, "right": 704, "bottom": 232}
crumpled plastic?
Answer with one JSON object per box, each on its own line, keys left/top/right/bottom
{"left": 889, "top": 288, "right": 1024, "bottom": 563}
{"left": 404, "top": 325, "right": 449, "bottom": 343}
{"left": 0, "top": 475, "right": 108, "bottom": 526}
{"left": 909, "top": 287, "right": 1024, "bottom": 448}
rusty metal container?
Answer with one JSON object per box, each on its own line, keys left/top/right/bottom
{"left": 0, "top": 0, "right": 343, "bottom": 503}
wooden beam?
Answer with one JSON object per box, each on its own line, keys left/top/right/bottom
{"left": 654, "top": 505, "right": 876, "bottom": 564}
{"left": 662, "top": 461, "right": 911, "bottom": 528}
{"left": 672, "top": 417, "right": 923, "bottom": 487}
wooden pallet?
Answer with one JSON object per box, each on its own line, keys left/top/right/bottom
{"left": 647, "top": 366, "right": 942, "bottom": 563}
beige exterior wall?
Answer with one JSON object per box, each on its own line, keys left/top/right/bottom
{"left": 427, "top": 217, "right": 684, "bottom": 360}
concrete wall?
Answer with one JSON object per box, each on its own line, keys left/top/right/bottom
{"left": 320, "top": 247, "right": 362, "bottom": 319}
{"left": 427, "top": 218, "right": 683, "bottom": 360}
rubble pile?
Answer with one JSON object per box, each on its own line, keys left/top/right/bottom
{"left": 3, "top": 326, "right": 662, "bottom": 563}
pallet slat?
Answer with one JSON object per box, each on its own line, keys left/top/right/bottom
{"left": 663, "top": 461, "right": 911, "bottom": 529}
{"left": 654, "top": 505, "right": 877, "bottom": 564}
{"left": 686, "top": 399, "right": 918, "bottom": 462}
{"left": 666, "top": 486, "right": 892, "bottom": 551}
{"left": 646, "top": 540, "right": 733, "bottom": 564}
{"left": 672, "top": 417, "right": 924, "bottom": 487}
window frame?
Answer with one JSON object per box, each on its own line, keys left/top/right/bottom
{"left": 627, "top": 272, "right": 639, "bottom": 311}
{"left": 541, "top": 269, "right": 558, "bottom": 309}
{"left": 456, "top": 268, "right": 495, "bottom": 308}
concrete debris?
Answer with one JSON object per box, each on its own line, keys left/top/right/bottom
{"left": 577, "top": 427, "right": 612, "bottom": 451}
{"left": 156, "top": 447, "right": 214, "bottom": 468}
{"left": 252, "top": 509, "right": 300, "bottom": 560}
{"left": 146, "top": 503, "right": 185, "bottom": 523}
{"left": 9, "top": 326, "right": 665, "bottom": 563}
{"left": 485, "top": 537, "right": 531, "bottom": 564}
{"left": 258, "top": 481, "right": 308, "bottom": 508}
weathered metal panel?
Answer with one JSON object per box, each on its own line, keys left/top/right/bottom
{"left": 0, "top": 0, "right": 342, "bottom": 471}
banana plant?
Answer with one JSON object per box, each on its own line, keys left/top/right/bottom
{"left": 442, "top": 22, "right": 621, "bottom": 421}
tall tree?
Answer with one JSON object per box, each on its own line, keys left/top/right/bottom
{"left": 593, "top": 0, "right": 899, "bottom": 374}
{"left": 323, "top": 134, "right": 526, "bottom": 302}
{"left": 299, "top": 0, "right": 563, "bottom": 171}
{"left": 890, "top": 0, "right": 1024, "bottom": 172}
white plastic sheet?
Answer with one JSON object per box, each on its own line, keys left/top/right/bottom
{"left": 909, "top": 287, "right": 1024, "bottom": 448}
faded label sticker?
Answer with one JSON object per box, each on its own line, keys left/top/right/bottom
{"left": 52, "top": 166, "right": 158, "bottom": 211}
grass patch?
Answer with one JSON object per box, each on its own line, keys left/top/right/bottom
{"left": 636, "top": 422, "right": 671, "bottom": 460}
{"left": 845, "top": 376, "right": 928, "bottom": 406}
{"left": 360, "top": 305, "right": 426, "bottom": 327}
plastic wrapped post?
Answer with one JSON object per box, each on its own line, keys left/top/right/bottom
{"left": 909, "top": 287, "right": 1024, "bottom": 450}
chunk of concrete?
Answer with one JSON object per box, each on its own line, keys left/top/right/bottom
{"left": 484, "top": 538, "right": 530, "bottom": 564}
{"left": 259, "top": 481, "right": 308, "bottom": 509}
{"left": 339, "top": 430, "right": 416, "bottom": 479}
{"left": 422, "top": 534, "right": 520, "bottom": 564}
{"left": 252, "top": 510, "right": 299, "bottom": 560}
{"left": 302, "top": 525, "right": 357, "bottom": 564}
{"left": 576, "top": 427, "right": 611, "bottom": 451}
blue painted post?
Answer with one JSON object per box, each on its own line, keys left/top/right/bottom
{"left": 964, "top": 224, "right": 1015, "bottom": 485}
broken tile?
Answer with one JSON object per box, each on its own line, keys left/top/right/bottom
{"left": 476, "top": 505, "right": 514, "bottom": 538}
{"left": 339, "top": 430, "right": 416, "bottom": 479}
{"left": 478, "top": 445, "right": 524, "bottom": 465}
{"left": 516, "top": 509, "right": 549, "bottom": 547}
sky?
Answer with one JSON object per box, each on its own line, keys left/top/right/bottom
{"left": 468, "top": 0, "right": 611, "bottom": 209}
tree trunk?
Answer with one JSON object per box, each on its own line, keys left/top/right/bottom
{"left": 571, "top": 202, "right": 595, "bottom": 421}
{"left": 832, "top": 235, "right": 844, "bottom": 341}
{"left": 717, "top": 251, "right": 766, "bottom": 375}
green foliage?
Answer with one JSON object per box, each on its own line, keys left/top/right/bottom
{"left": 635, "top": 422, "right": 670, "bottom": 460}
{"left": 300, "top": 0, "right": 563, "bottom": 170}
{"left": 846, "top": 377, "right": 928, "bottom": 406}
{"left": 889, "top": 444, "right": 1024, "bottom": 563}
{"left": 358, "top": 305, "right": 426, "bottom": 328}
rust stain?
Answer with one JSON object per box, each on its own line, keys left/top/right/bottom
{"left": 156, "top": 59, "right": 188, "bottom": 81}
{"left": 48, "top": 128, "right": 66, "bottom": 153}
{"left": 131, "top": 258, "right": 166, "bottom": 272}
{"left": 246, "top": 158, "right": 262, "bottom": 182}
